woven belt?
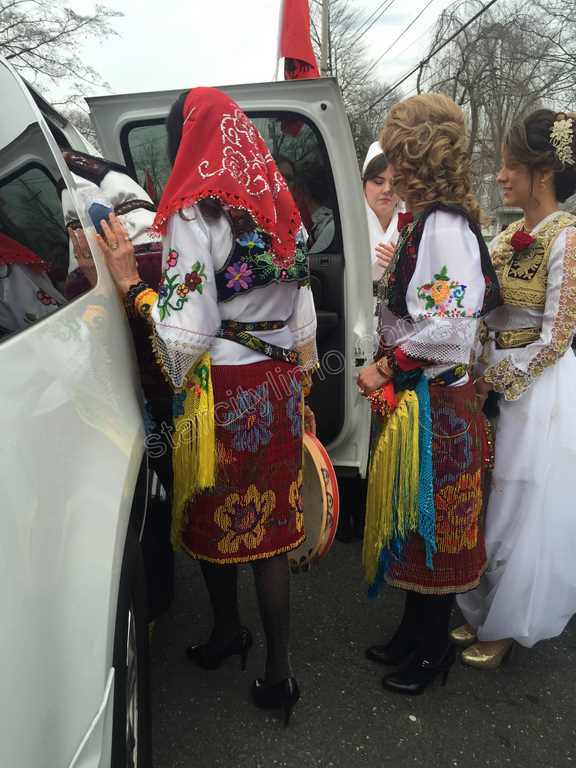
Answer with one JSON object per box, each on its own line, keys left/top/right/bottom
{"left": 217, "top": 320, "right": 297, "bottom": 364}
{"left": 220, "top": 320, "right": 286, "bottom": 332}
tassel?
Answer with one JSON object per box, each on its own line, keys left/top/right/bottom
{"left": 415, "top": 376, "right": 436, "bottom": 568}
{"left": 362, "top": 390, "right": 420, "bottom": 592}
{"left": 171, "top": 353, "right": 216, "bottom": 548}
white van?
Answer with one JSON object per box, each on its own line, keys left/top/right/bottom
{"left": 0, "top": 57, "right": 372, "bottom": 767}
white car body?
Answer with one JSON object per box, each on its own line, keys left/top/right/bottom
{"left": 1, "top": 59, "right": 372, "bottom": 767}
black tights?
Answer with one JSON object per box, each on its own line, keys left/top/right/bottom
{"left": 199, "top": 554, "right": 291, "bottom": 683}
{"left": 388, "top": 590, "right": 455, "bottom": 659}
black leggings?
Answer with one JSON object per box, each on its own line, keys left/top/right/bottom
{"left": 199, "top": 553, "right": 291, "bottom": 683}
{"left": 391, "top": 590, "right": 455, "bottom": 658}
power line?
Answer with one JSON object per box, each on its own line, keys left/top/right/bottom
{"left": 364, "top": 0, "right": 500, "bottom": 112}
{"left": 347, "top": 0, "right": 398, "bottom": 49}
{"left": 364, "top": 0, "right": 439, "bottom": 79}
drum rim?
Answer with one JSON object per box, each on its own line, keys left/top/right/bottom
{"left": 307, "top": 432, "right": 340, "bottom": 557}
{"left": 289, "top": 432, "right": 329, "bottom": 570}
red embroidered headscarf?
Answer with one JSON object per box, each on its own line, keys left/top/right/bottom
{"left": 0, "top": 233, "right": 47, "bottom": 271}
{"left": 153, "top": 87, "right": 301, "bottom": 264}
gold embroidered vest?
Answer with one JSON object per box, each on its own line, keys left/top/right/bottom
{"left": 491, "top": 213, "right": 576, "bottom": 309}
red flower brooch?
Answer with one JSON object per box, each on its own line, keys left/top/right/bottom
{"left": 397, "top": 211, "right": 414, "bottom": 232}
{"left": 510, "top": 231, "right": 535, "bottom": 252}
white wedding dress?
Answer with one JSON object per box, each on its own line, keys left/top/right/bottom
{"left": 458, "top": 212, "right": 576, "bottom": 647}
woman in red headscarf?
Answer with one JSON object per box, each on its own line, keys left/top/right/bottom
{"left": 0, "top": 232, "right": 64, "bottom": 338}
{"left": 98, "top": 87, "right": 317, "bottom": 725}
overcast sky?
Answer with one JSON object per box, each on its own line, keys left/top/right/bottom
{"left": 71, "top": 0, "right": 454, "bottom": 98}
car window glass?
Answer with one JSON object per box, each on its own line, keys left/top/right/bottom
{"left": 0, "top": 61, "right": 93, "bottom": 344}
{"left": 123, "top": 112, "right": 341, "bottom": 253}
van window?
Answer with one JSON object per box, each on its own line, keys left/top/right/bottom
{"left": 0, "top": 64, "right": 94, "bottom": 342}
{"left": 123, "top": 112, "right": 341, "bottom": 253}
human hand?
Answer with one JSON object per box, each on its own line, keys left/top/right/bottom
{"left": 357, "top": 362, "right": 388, "bottom": 395}
{"left": 96, "top": 213, "right": 140, "bottom": 295}
{"left": 375, "top": 241, "right": 396, "bottom": 270}
{"left": 304, "top": 405, "right": 316, "bottom": 435}
{"left": 69, "top": 227, "right": 97, "bottom": 288}
{"left": 474, "top": 375, "right": 493, "bottom": 407}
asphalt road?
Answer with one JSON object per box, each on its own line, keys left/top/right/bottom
{"left": 150, "top": 539, "right": 576, "bottom": 768}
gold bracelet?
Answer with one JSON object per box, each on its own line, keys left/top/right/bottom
{"left": 134, "top": 288, "right": 158, "bottom": 319}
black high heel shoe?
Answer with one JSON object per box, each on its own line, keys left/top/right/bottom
{"left": 382, "top": 643, "right": 456, "bottom": 695}
{"left": 185, "top": 627, "right": 253, "bottom": 671}
{"left": 251, "top": 677, "right": 300, "bottom": 727}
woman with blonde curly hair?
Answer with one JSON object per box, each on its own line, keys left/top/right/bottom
{"left": 357, "top": 93, "right": 500, "bottom": 694}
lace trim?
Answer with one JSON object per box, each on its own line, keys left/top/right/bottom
{"left": 150, "top": 330, "right": 203, "bottom": 389}
{"left": 484, "top": 228, "right": 576, "bottom": 400}
{"left": 296, "top": 337, "right": 319, "bottom": 372}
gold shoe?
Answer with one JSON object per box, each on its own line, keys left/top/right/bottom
{"left": 450, "top": 623, "right": 477, "bottom": 647}
{"left": 461, "top": 639, "right": 514, "bottom": 670}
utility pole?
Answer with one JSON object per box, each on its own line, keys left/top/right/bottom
{"left": 320, "top": 0, "right": 330, "bottom": 76}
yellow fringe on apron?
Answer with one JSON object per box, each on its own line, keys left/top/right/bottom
{"left": 171, "top": 352, "right": 216, "bottom": 548}
{"left": 362, "top": 390, "right": 420, "bottom": 586}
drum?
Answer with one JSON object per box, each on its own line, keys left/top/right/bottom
{"left": 289, "top": 431, "right": 340, "bottom": 574}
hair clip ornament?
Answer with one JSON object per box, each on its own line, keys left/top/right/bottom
{"left": 550, "top": 117, "right": 575, "bottom": 167}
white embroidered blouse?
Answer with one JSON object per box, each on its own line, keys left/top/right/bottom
{"left": 151, "top": 206, "right": 318, "bottom": 389}
{"left": 378, "top": 210, "right": 486, "bottom": 382}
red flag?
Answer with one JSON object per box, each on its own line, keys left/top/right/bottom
{"left": 278, "top": 0, "right": 320, "bottom": 80}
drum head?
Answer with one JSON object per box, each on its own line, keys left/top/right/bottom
{"left": 288, "top": 434, "right": 327, "bottom": 573}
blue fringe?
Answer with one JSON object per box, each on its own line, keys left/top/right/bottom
{"left": 415, "top": 376, "right": 436, "bottom": 569}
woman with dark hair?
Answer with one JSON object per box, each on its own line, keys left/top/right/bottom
{"left": 357, "top": 94, "right": 499, "bottom": 695}
{"left": 362, "top": 143, "right": 403, "bottom": 286}
{"left": 455, "top": 109, "right": 576, "bottom": 668}
{"left": 97, "top": 87, "right": 318, "bottom": 724}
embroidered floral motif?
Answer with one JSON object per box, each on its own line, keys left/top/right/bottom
{"left": 198, "top": 107, "right": 288, "bottom": 201}
{"left": 286, "top": 376, "right": 303, "bottom": 438}
{"left": 289, "top": 469, "right": 304, "bottom": 534}
{"left": 157, "top": 255, "right": 207, "bottom": 321}
{"left": 223, "top": 384, "right": 273, "bottom": 452}
{"left": 225, "top": 262, "right": 253, "bottom": 291}
{"left": 238, "top": 231, "right": 266, "bottom": 250}
{"left": 214, "top": 484, "right": 276, "bottom": 555}
{"left": 36, "top": 290, "right": 60, "bottom": 307}
{"left": 416, "top": 266, "right": 468, "bottom": 317}
{"left": 216, "top": 228, "right": 308, "bottom": 301}
{"left": 435, "top": 469, "right": 482, "bottom": 553}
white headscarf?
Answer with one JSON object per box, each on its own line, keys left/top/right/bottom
{"left": 362, "top": 141, "right": 403, "bottom": 282}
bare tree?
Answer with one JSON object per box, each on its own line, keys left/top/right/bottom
{"left": 419, "top": 0, "right": 576, "bottom": 216}
{"left": 309, "top": 0, "right": 401, "bottom": 163}
{"left": 0, "top": 0, "right": 121, "bottom": 93}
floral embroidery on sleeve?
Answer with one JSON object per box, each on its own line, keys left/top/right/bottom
{"left": 416, "top": 266, "right": 468, "bottom": 318}
{"left": 157, "top": 249, "right": 207, "bottom": 321}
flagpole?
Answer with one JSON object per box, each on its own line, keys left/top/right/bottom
{"left": 274, "top": 0, "right": 285, "bottom": 81}
{"left": 320, "top": 0, "right": 330, "bottom": 76}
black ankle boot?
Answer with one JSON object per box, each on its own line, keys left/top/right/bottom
{"left": 186, "top": 627, "right": 253, "bottom": 671}
{"left": 251, "top": 677, "right": 300, "bottom": 726}
{"left": 365, "top": 635, "right": 420, "bottom": 666}
{"left": 382, "top": 643, "right": 456, "bottom": 695}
